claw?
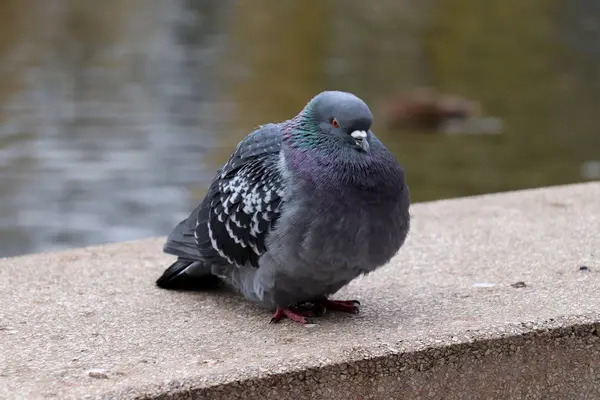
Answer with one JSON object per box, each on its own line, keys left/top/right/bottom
{"left": 319, "top": 298, "right": 361, "bottom": 314}
{"left": 328, "top": 299, "right": 360, "bottom": 306}
{"left": 270, "top": 307, "right": 312, "bottom": 325}
{"left": 270, "top": 298, "right": 361, "bottom": 324}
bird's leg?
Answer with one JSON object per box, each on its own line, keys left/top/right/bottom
{"left": 297, "top": 297, "right": 361, "bottom": 315}
{"left": 270, "top": 307, "right": 314, "bottom": 324}
{"left": 317, "top": 297, "right": 360, "bottom": 314}
{"left": 271, "top": 298, "right": 360, "bottom": 324}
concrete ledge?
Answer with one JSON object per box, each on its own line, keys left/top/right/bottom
{"left": 1, "top": 182, "right": 599, "bottom": 399}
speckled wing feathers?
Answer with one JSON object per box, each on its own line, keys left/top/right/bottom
{"left": 196, "top": 124, "right": 285, "bottom": 268}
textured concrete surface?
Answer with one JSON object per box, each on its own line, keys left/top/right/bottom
{"left": 1, "top": 182, "right": 599, "bottom": 400}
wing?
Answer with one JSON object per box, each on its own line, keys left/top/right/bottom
{"left": 163, "top": 202, "right": 203, "bottom": 260}
{"left": 195, "top": 124, "right": 285, "bottom": 268}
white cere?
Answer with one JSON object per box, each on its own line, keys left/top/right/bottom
{"left": 350, "top": 130, "right": 367, "bottom": 139}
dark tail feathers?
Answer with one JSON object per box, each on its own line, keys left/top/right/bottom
{"left": 156, "top": 259, "right": 222, "bottom": 290}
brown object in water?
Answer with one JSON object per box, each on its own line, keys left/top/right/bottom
{"left": 384, "top": 87, "right": 482, "bottom": 131}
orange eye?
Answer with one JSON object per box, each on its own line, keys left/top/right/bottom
{"left": 331, "top": 118, "right": 340, "bottom": 128}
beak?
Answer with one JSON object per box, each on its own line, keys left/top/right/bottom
{"left": 350, "top": 130, "right": 370, "bottom": 152}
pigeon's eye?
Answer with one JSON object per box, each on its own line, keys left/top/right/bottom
{"left": 331, "top": 118, "right": 340, "bottom": 128}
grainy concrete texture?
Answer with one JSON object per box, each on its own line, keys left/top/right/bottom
{"left": 1, "top": 182, "right": 599, "bottom": 400}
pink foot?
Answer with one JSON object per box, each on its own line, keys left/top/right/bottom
{"left": 296, "top": 298, "right": 361, "bottom": 316}
{"left": 319, "top": 298, "right": 360, "bottom": 314}
{"left": 270, "top": 307, "right": 314, "bottom": 325}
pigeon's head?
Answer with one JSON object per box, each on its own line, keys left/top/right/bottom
{"left": 303, "top": 91, "right": 374, "bottom": 152}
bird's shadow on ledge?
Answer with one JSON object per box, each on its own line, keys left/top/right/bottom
{"left": 166, "top": 281, "right": 371, "bottom": 327}
{"left": 171, "top": 282, "right": 439, "bottom": 331}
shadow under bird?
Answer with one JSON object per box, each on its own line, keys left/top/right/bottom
{"left": 156, "top": 91, "right": 411, "bottom": 325}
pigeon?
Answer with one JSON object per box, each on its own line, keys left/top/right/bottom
{"left": 156, "top": 91, "right": 410, "bottom": 324}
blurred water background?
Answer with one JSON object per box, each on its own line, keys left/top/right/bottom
{"left": 0, "top": 0, "right": 598, "bottom": 257}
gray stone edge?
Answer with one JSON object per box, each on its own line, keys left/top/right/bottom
{"left": 103, "top": 313, "right": 600, "bottom": 400}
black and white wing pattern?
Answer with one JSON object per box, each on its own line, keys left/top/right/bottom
{"left": 195, "top": 124, "right": 285, "bottom": 268}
